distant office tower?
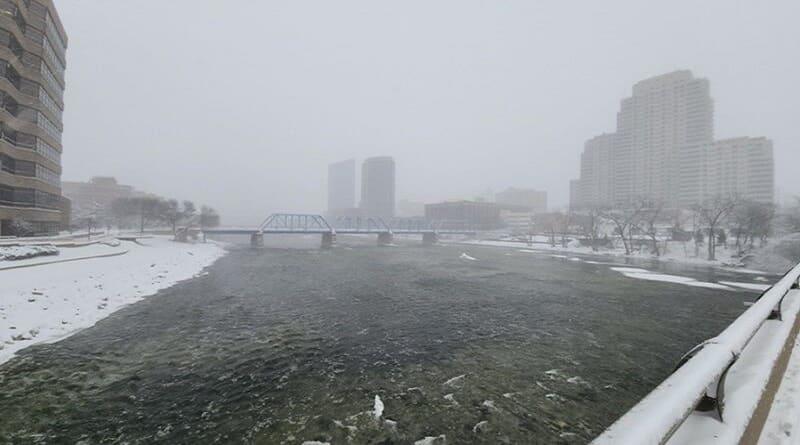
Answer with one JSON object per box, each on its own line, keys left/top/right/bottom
{"left": 327, "top": 159, "right": 356, "bottom": 213}
{"left": 495, "top": 187, "right": 547, "bottom": 213}
{"left": 578, "top": 134, "right": 615, "bottom": 209}
{"left": 572, "top": 70, "right": 774, "bottom": 209}
{"left": 709, "top": 138, "right": 774, "bottom": 204}
{"left": 569, "top": 179, "right": 582, "bottom": 210}
{"left": 0, "top": 1, "right": 69, "bottom": 235}
{"left": 360, "top": 156, "right": 395, "bottom": 218}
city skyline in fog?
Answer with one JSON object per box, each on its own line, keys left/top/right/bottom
{"left": 57, "top": 1, "right": 800, "bottom": 224}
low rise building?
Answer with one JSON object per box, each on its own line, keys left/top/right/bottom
{"left": 61, "top": 176, "right": 152, "bottom": 223}
{"left": 495, "top": 187, "right": 547, "bottom": 213}
{"left": 425, "top": 200, "right": 502, "bottom": 230}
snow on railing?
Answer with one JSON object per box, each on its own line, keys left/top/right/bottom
{"left": 592, "top": 263, "right": 800, "bottom": 445}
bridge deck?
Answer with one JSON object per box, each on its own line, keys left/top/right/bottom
{"left": 204, "top": 228, "right": 475, "bottom": 235}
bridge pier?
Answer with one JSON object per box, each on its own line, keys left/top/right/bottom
{"left": 250, "top": 232, "right": 264, "bottom": 248}
{"left": 422, "top": 232, "right": 438, "bottom": 246}
{"left": 377, "top": 232, "right": 394, "bottom": 246}
{"left": 321, "top": 232, "right": 336, "bottom": 249}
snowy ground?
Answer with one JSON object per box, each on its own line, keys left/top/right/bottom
{"left": 0, "top": 236, "right": 226, "bottom": 365}
{"left": 760, "top": 329, "right": 800, "bottom": 445}
{"left": 451, "top": 237, "right": 783, "bottom": 274}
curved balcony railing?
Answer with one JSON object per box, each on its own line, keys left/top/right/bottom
{"left": 592, "top": 263, "right": 800, "bottom": 445}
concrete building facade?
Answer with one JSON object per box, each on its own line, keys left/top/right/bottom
{"left": 327, "top": 159, "right": 356, "bottom": 214}
{"left": 425, "top": 201, "right": 501, "bottom": 230}
{"left": 0, "top": 0, "right": 67, "bottom": 235}
{"left": 360, "top": 156, "right": 395, "bottom": 219}
{"left": 572, "top": 71, "right": 775, "bottom": 210}
{"left": 495, "top": 187, "right": 547, "bottom": 213}
{"left": 709, "top": 137, "right": 774, "bottom": 204}
{"left": 614, "top": 70, "right": 714, "bottom": 208}
{"left": 62, "top": 177, "right": 153, "bottom": 223}
{"left": 578, "top": 133, "right": 615, "bottom": 209}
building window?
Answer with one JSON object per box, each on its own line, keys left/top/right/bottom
{"left": 39, "top": 62, "right": 63, "bottom": 99}
{"left": 35, "top": 163, "right": 59, "bottom": 186}
{"left": 37, "top": 111, "right": 61, "bottom": 141}
{"left": 39, "top": 86, "right": 62, "bottom": 119}
{"left": 36, "top": 138, "right": 60, "bottom": 163}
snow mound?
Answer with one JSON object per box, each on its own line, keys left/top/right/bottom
{"left": 0, "top": 244, "right": 58, "bottom": 261}
{"left": 414, "top": 435, "right": 446, "bottom": 445}
{"left": 719, "top": 281, "right": 771, "bottom": 291}
{"left": 373, "top": 395, "right": 384, "bottom": 420}
{"left": 611, "top": 267, "right": 733, "bottom": 291}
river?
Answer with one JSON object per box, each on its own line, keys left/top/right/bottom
{"left": 0, "top": 236, "right": 770, "bottom": 444}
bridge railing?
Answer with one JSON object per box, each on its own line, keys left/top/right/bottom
{"left": 592, "top": 262, "right": 800, "bottom": 445}
{"left": 259, "top": 214, "right": 333, "bottom": 232}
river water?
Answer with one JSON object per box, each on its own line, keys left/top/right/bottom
{"left": 0, "top": 237, "right": 769, "bottom": 444}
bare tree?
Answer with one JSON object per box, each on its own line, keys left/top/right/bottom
{"left": 730, "top": 200, "right": 776, "bottom": 255}
{"left": 638, "top": 200, "right": 665, "bottom": 256}
{"left": 693, "top": 195, "right": 738, "bottom": 261}
{"left": 560, "top": 210, "right": 573, "bottom": 248}
{"left": 164, "top": 199, "right": 182, "bottom": 235}
{"left": 111, "top": 198, "right": 138, "bottom": 230}
{"left": 600, "top": 200, "right": 648, "bottom": 255}
{"left": 579, "top": 208, "right": 603, "bottom": 252}
{"left": 199, "top": 206, "right": 221, "bottom": 229}
{"left": 182, "top": 201, "right": 197, "bottom": 222}
{"left": 785, "top": 197, "right": 800, "bottom": 233}
{"left": 535, "top": 212, "right": 562, "bottom": 247}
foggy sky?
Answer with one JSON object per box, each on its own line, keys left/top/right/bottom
{"left": 58, "top": 1, "right": 800, "bottom": 225}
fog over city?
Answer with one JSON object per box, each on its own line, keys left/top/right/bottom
{"left": 58, "top": 0, "right": 800, "bottom": 225}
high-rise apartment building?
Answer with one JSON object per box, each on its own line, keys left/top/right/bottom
{"left": 0, "top": 0, "right": 67, "bottom": 235}
{"left": 327, "top": 159, "right": 356, "bottom": 214}
{"left": 614, "top": 71, "right": 714, "bottom": 208}
{"left": 360, "top": 156, "right": 395, "bottom": 218}
{"left": 709, "top": 138, "right": 774, "bottom": 204}
{"left": 572, "top": 71, "right": 774, "bottom": 210}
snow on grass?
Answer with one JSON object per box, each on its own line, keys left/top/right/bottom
{"left": 0, "top": 242, "right": 126, "bottom": 270}
{"left": 454, "top": 239, "right": 784, "bottom": 274}
{"left": 0, "top": 244, "right": 59, "bottom": 261}
{"left": 0, "top": 237, "right": 225, "bottom": 365}
{"left": 610, "top": 267, "right": 733, "bottom": 291}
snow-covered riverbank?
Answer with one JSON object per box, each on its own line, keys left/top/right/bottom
{"left": 0, "top": 237, "right": 226, "bottom": 365}
{"left": 450, "top": 238, "right": 782, "bottom": 274}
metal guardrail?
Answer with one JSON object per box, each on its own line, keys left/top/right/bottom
{"left": 592, "top": 263, "right": 800, "bottom": 445}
